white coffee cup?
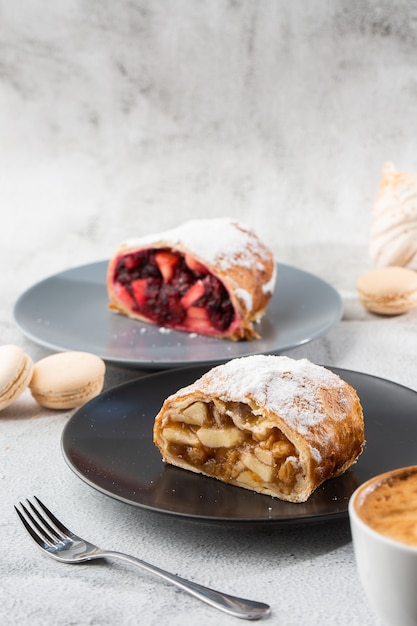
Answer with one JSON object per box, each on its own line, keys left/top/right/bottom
{"left": 349, "top": 466, "right": 417, "bottom": 626}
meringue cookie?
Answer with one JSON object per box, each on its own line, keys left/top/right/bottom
{"left": 370, "top": 162, "right": 417, "bottom": 270}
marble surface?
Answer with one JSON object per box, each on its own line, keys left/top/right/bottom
{"left": 2, "top": 2, "right": 417, "bottom": 624}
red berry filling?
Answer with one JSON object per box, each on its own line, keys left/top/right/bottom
{"left": 113, "top": 249, "right": 235, "bottom": 333}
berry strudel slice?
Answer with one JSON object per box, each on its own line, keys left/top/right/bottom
{"left": 107, "top": 218, "right": 276, "bottom": 340}
{"left": 153, "top": 355, "right": 365, "bottom": 502}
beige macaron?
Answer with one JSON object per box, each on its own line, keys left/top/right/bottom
{"left": 0, "top": 344, "right": 34, "bottom": 411}
{"left": 357, "top": 266, "right": 417, "bottom": 315}
{"left": 30, "top": 351, "right": 106, "bottom": 409}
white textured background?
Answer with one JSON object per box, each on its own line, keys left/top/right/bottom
{"left": 2, "top": 1, "right": 417, "bottom": 292}
{"left": 2, "top": 3, "right": 417, "bottom": 625}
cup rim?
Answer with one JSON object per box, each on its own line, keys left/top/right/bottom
{"left": 349, "top": 465, "right": 417, "bottom": 552}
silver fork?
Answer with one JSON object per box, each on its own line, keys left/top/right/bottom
{"left": 15, "top": 497, "right": 270, "bottom": 621}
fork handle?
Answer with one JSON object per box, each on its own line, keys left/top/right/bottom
{"left": 96, "top": 549, "right": 270, "bottom": 620}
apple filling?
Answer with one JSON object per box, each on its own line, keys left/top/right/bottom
{"left": 160, "top": 400, "right": 300, "bottom": 495}
{"left": 111, "top": 248, "right": 236, "bottom": 334}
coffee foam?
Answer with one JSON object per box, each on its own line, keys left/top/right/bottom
{"left": 355, "top": 466, "right": 417, "bottom": 547}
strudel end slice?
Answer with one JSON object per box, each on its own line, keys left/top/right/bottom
{"left": 107, "top": 218, "right": 276, "bottom": 340}
{"left": 153, "top": 355, "right": 365, "bottom": 502}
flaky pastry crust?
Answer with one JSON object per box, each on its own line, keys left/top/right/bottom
{"left": 153, "top": 355, "right": 365, "bottom": 502}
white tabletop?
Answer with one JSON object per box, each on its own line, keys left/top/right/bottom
{"left": 2, "top": 3, "right": 417, "bottom": 625}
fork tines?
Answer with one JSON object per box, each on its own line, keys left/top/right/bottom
{"left": 15, "top": 497, "right": 70, "bottom": 550}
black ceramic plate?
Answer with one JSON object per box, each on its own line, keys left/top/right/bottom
{"left": 61, "top": 365, "right": 417, "bottom": 526}
{"left": 14, "top": 261, "right": 342, "bottom": 369}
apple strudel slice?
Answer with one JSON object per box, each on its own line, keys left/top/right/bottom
{"left": 107, "top": 218, "right": 276, "bottom": 340}
{"left": 153, "top": 355, "right": 365, "bottom": 502}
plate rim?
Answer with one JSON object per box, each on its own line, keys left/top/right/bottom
{"left": 14, "top": 260, "right": 343, "bottom": 369}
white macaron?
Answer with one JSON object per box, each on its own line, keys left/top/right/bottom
{"left": 357, "top": 266, "right": 417, "bottom": 315}
{"left": 0, "top": 344, "right": 34, "bottom": 411}
{"left": 30, "top": 351, "right": 106, "bottom": 409}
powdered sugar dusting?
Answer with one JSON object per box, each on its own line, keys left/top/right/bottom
{"left": 235, "top": 287, "right": 253, "bottom": 311}
{"left": 310, "top": 447, "right": 322, "bottom": 463}
{"left": 176, "top": 355, "right": 349, "bottom": 436}
{"left": 262, "top": 264, "right": 277, "bottom": 294}
{"left": 122, "top": 218, "right": 273, "bottom": 272}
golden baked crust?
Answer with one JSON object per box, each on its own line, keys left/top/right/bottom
{"left": 153, "top": 355, "right": 365, "bottom": 502}
{"left": 107, "top": 218, "right": 276, "bottom": 340}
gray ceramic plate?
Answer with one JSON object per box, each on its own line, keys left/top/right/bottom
{"left": 14, "top": 260, "right": 342, "bottom": 369}
{"left": 61, "top": 365, "right": 417, "bottom": 526}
